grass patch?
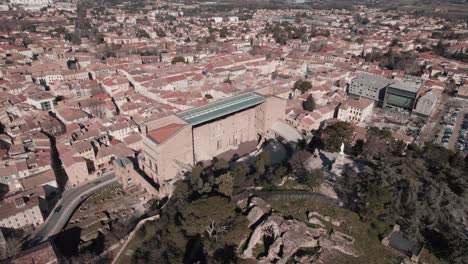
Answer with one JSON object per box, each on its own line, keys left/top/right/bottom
{"left": 252, "top": 242, "right": 264, "bottom": 259}
{"left": 419, "top": 249, "right": 448, "bottom": 264}
{"left": 281, "top": 178, "right": 310, "bottom": 190}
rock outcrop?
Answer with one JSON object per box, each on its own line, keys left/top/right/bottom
{"left": 240, "top": 197, "right": 359, "bottom": 263}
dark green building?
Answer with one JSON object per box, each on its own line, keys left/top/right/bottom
{"left": 384, "top": 77, "right": 423, "bottom": 114}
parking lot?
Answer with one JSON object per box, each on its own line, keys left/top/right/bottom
{"left": 452, "top": 111, "right": 468, "bottom": 153}
{"left": 433, "top": 104, "right": 468, "bottom": 153}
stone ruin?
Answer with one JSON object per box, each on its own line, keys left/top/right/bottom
{"left": 238, "top": 197, "right": 359, "bottom": 263}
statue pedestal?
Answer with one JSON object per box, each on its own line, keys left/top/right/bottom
{"left": 331, "top": 153, "right": 345, "bottom": 177}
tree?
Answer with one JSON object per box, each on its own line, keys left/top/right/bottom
{"left": 0, "top": 236, "right": 22, "bottom": 260}
{"left": 216, "top": 173, "right": 233, "bottom": 197}
{"left": 289, "top": 150, "right": 311, "bottom": 172}
{"left": 191, "top": 164, "right": 204, "bottom": 187}
{"left": 302, "top": 94, "right": 315, "bottom": 112}
{"left": 322, "top": 121, "right": 353, "bottom": 152}
{"left": 171, "top": 56, "right": 185, "bottom": 64}
{"left": 136, "top": 29, "right": 150, "bottom": 38}
{"left": 293, "top": 79, "right": 312, "bottom": 94}
{"left": 179, "top": 196, "right": 236, "bottom": 236}
{"left": 390, "top": 38, "right": 400, "bottom": 47}
{"left": 213, "top": 158, "right": 228, "bottom": 171}
{"left": 361, "top": 17, "right": 370, "bottom": 25}
{"left": 294, "top": 79, "right": 303, "bottom": 91}
{"left": 274, "top": 166, "right": 288, "bottom": 178}
{"left": 155, "top": 27, "right": 166, "bottom": 37}
{"left": 299, "top": 81, "right": 312, "bottom": 94}
{"left": 362, "top": 127, "right": 393, "bottom": 159}
{"left": 219, "top": 26, "right": 229, "bottom": 38}
{"left": 296, "top": 168, "right": 324, "bottom": 190}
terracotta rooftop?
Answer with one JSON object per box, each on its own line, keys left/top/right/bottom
{"left": 21, "top": 169, "right": 56, "bottom": 190}
{"left": 147, "top": 123, "right": 185, "bottom": 144}
{"left": 11, "top": 241, "right": 58, "bottom": 264}
{"left": 346, "top": 98, "right": 374, "bottom": 110}
{"left": 0, "top": 195, "right": 40, "bottom": 220}
{"left": 57, "top": 108, "right": 88, "bottom": 122}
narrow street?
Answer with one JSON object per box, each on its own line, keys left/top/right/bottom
{"left": 28, "top": 173, "right": 117, "bottom": 247}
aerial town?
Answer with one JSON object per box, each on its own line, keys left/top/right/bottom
{"left": 0, "top": 0, "right": 467, "bottom": 263}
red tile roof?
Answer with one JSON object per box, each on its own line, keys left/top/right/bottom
{"left": 147, "top": 123, "right": 185, "bottom": 144}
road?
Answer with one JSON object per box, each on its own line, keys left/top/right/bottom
{"left": 29, "top": 173, "right": 117, "bottom": 246}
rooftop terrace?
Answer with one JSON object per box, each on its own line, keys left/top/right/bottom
{"left": 176, "top": 92, "right": 266, "bottom": 126}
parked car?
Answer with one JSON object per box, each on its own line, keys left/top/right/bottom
{"left": 54, "top": 206, "right": 62, "bottom": 214}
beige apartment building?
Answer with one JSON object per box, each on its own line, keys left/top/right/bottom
{"left": 337, "top": 98, "right": 374, "bottom": 123}
{"left": 136, "top": 92, "right": 286, "bottom": 198}
{"left": 0, "top": 195, "right": 44, "bottom": 230}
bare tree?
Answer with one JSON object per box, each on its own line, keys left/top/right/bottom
{"left": 205, "top": 218, "right": 227, "bottom": 243}
{"left": 289, "top": 150, "right": 311, "bottom": 171}
{"left": 0, "top": 236, "right": 22, "bottom": 260}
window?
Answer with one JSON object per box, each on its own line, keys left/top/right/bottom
{"left": 40, "top": 101, "right": 52, "bottom": 111}
{"left": 217, "top": 140, "right": 222, "bottom": 150}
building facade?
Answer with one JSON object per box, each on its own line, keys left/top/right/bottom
{"left": 348, "top": 73, "right": 394, "bottom": 106}
{"left": 413, "top": 92, "right": 439, "bottom": 118}
{"left": 337, "top": 98, "right": 374, "bottom": 123}
{"left": 138, "top": 92, "right": 286, "bottom": 198}
{"left": 384, "top": 77, "right": 423, "bottom": 113}
{"left": 0, "top": 196, "right": 44, "bottom": 230}
{"left": 26, "top": 92, "right": 56, "bottom": 112}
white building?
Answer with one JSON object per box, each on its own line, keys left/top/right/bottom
{"left": 10, "top": 0, "right": 52, "bottom": 10}
{"left": 211, "top": 17, "right": 223, "bottom": 23}
{"left": 0, "top": 196, "right": 44, "bottom": 230}
{"left": 26, "top": 91, "right": 56, "bottom": 112}
{"left": 35, "top": 72, "right": 64, "bottom": 85}
{"left": 338, "top": 98, "right": 374, "bottom": 123}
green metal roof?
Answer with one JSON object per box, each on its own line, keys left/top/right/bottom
{"left": 177, "top": 92, "right": 266, "bottom": 126}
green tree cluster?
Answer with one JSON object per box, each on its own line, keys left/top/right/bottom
{"left": 322, "top": 121, "right": 353, "bottom": 152}
{"left": 302, "top": 94, "right": 315, "bottom": 112}
{"left": 338, "top": 131, "right": 468, "bottom": 264}
{"left": 171, "top": 56, "right": 185, "bottom": 64}
{"left": 293, "top": 79, "right": 312, "bottom": 94}
{"left": 136, "top": 29, "right": 150, "bottom": 38}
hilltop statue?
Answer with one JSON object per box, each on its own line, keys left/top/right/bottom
{"left": 339, "top": 143, "right": 345, "bottom": 155}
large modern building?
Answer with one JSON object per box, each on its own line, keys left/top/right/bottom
{"left": 413, "top": 91, "right": 440, "bottom": 118}
{"left": 137, "top": 92, "right": 286, "bottom": 197}
{"left": 348, "top": 74, "right": 394, "bottom": 106}
{"left": 384, "top": 76, "right": 424, "bottom": 113}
